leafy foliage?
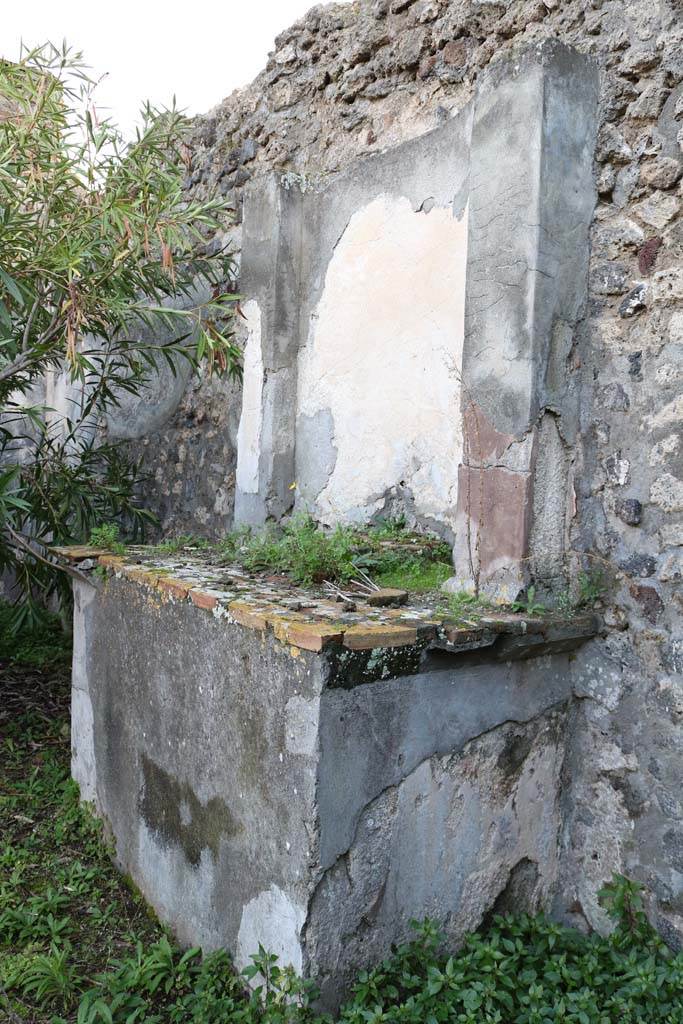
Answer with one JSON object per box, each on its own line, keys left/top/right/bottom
{"left": 0, "top": 43, "right": 240, "bottom": 627}
{"left": 0, "top": 599, "right": 71, "bottom": 667}
{"left": 577, "top": 569, "right": 609, "bottom": 608}
{"left": 2, "top": 659, "right": 682, "bottom": 1023}
{"left": 511, "top": 585, "right": 546, "bottom": 616}
{"left": 157, "top": 515, "right": 453, "bottom": 591}
{"left": 152, "top": 533, "right": 214, "bottom": 556}
{"left": 211, "top": 516, "right": 452, "bottom": 590}
{"left": 444, "top": 589, "right": 492, "bottom": 623}
{"left": 373, "top": 557, "right": 452, "bottom": 593}
{"left": 335, "top": 906, "right": 683, "bottom": 1024}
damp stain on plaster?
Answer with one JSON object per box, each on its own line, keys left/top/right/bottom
{"left": 139, "top": 754, "right": 242, "bottom": 867}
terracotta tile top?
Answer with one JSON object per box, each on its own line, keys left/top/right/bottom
{"left": 52, "top": 545, "right": 599, "bottom": 661}
{"left": 51, "top": 545, "right": 112, "bottom": 561}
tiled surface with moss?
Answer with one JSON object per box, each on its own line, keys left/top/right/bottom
{"left": 54, "top": 544, "right": 599, "bottom": 658}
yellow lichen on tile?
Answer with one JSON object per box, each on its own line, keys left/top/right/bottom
{"left": 273, "top": 618, "right": 345, "bottom": 652}
{"left": 228, "top": 600, "right": 272, "bottom": 631}
{"left": 155, "top": 576, "right": 193, "bottom": 600}
{"left": 343, "top": 623, "right": 418, "bottom": 650}
{"left": 98, "top": 554, "right": 126, "bottom": 570}
{"left": 122, "top": 565, "right": 160, "bottom": 588}
{"left": 52, "top": 545, "right": 111, "bottom": 561}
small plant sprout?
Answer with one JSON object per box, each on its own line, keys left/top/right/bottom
{"left": 89, "top": 523, "right": 125, "bottom": 554}
{"left": 512, "top": 585, "right": 546, "bottom": 616}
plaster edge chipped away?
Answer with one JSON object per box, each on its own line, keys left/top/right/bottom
{"left": 322, "top": 186, "right": 463, "bottom": 284}
{"left": 370, "top": 481, "right": 456, "bottom": 545}
{"left": 529, "top": 408, "right": 573, "bottom": 590}
{"left": 455, "top": 394, "right": 577, "bottom": 598}
{"left": 303, "top": 703, "right": 570, "bottom": 938}
{"left": 235, "top": 299, "right": 264, "bottom": 495}
{"left": 236, "top": 885, "right": 307, "bottom": 976}
{"left": 279, "top": 171, "right": 324, "bottom": 195}
{"left": 72, "top": 578, "right": 97, "bottom": 693}
{"left": 71, "top": 686, "right": 98, "bottom": 806}
{"left": 285, "top": 694, "right": 320, "bottom": 757}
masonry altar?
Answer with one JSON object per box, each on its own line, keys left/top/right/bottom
{"left": 67, "top": 41, "right": 601, "bottom": 1006}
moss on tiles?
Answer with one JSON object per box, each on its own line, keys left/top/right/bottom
{"left": 375, "top": 559, "right": 453, "bottom": 593}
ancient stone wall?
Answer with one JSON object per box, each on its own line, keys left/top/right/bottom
{"left": 118, "top": 0, "right": 682, "bottom": 946}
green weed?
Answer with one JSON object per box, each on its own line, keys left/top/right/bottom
{"left": 89, "top": 523, "right": 125, "bottom": 555}
{"left": 442, "top": 590, "right": 492, "bottom": 623}
{"left": 240, "top": 515, "right": 359, "bottom": 586}
{"left": 375, "top": 559, "right": 453, "bottom": 593}
{"left": 368, "top": 515, "right": 408, "bottom": 539}
{"left": 578, "top": 568, "right": 609, "bottom": 607}
{"left": 511, "top": 585, "right": 546, "bottom": 616}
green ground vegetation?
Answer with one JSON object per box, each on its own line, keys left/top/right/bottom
{"left": 1, "top": 635, "right": 682, "bottom": 1023}
{"left": 0, "top": 602, "right": 71, "bottom": 669}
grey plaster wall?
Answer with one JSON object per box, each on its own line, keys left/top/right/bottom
{"left": 316, "top": 654, "right": 572, "bottom": 869}
{"left": 463, "top": 42, "right": 599, "bottom": 438}
{"left": 73, "top": 576, "right": 321, "bottom": 961}
{"left": 72, "top": 576, "right": 575, "bottom": 1003}
{"left": 307, "top": 708, "right": 566, "bottom": 1005}
{"left": 234, "top": 41, "right": 599, "bottom": 562}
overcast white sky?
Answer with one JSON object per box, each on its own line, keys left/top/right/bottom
{"left": 3, "top": 0, "right": 347, "bottom": 138}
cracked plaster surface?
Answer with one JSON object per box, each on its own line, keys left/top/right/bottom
{"left": 296, "top": 193, "right": 468, "bottom": 531}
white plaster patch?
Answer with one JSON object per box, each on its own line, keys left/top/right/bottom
{"left": 573, "top": 777, "right": 630, "bottom": 935}
{"left": 236, "top": 300, "right": 264, "bottom": 494}
{"left": 236, "top": 885, "right": 306, "bottom": 974}
{"left": 669, "top": 311, "right": 683, "bottom": 345}
{"left": 137, "top": 821, "right": 224, "bottom": 951}
{"left": 297, "top": 194, "right": 468, "bottom": 529}
{"left": 650, "top": 472, "right": 683, "bottom": 512}
{"left": 285, "top": 695, "right": 319, "bottom": 757}
{"left": 658, "top": 676, "right": 683, "bottom": 720}
{"left": 572, "top": 658, "right": 624, "bottom": 711}
{"left": 213, "top": 484, "right": 232, "bottom": 515}
{"left": 71, "top": 687, "right": 98, "bottom": 806}
{"left": 655, "top": 363, "right": 682, "bottom": 386}
{"left": 72, "top": 579, "right": 96, "bottom": 692}
{"left": 596, "top": 742, "right": 638, "bottom": 773}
